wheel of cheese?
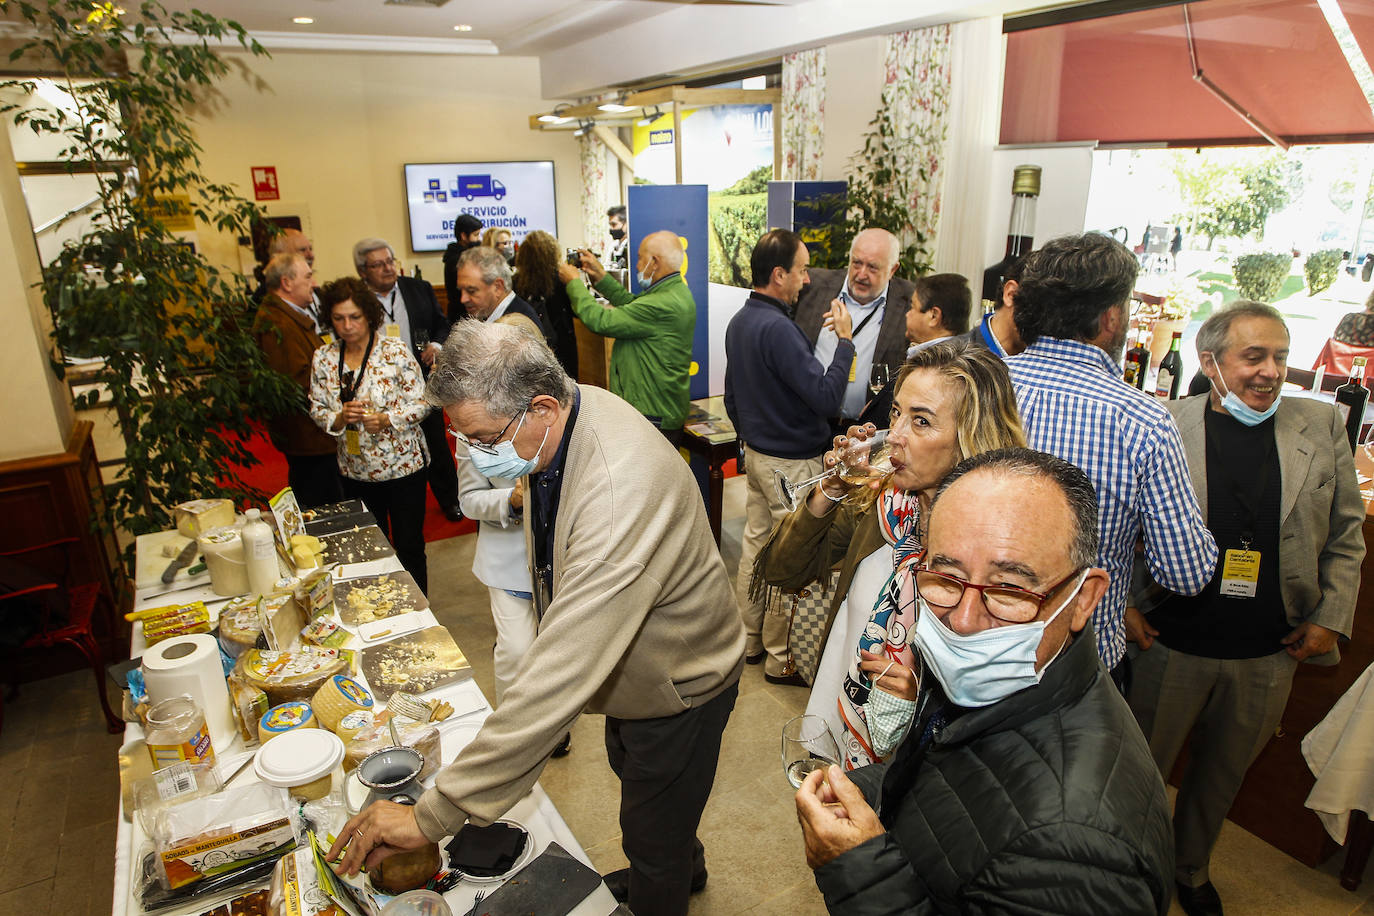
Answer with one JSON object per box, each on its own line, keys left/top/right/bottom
{"left": 312, "top": 675, "right": 374, "bottom": 733}
{"left": 235, "top": 648, "right": 348, "bottom": 706}
{"left": 217, "top": 597, "right": 262, "bottom": 658}
{"left": 258, "top": 701, "right": 318, "bottom": 745}
{"left": 334, "top": 710, "right": 374, "bottom": 749}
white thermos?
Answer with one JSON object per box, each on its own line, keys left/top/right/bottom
{"left": 241, "top": 508, "right": 279, "bottom": 597}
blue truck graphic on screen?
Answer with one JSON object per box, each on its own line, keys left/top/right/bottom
{"left": 451, "top": 174, "right": 506, "bottom": 201}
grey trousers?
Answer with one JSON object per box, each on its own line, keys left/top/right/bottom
{"left": 733, "top": 445, "right": 822, "bottom": 676}
{"left": 1127, "top": 641, "right": 1297, "bottom": 887}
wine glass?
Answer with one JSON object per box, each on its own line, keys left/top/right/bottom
{"left": 773, "top": 429, "right": 895, "bottom": 512}
{"left": 869, "top": 363, "right": 888, "bottom": 397}
{"left": 781, "top": 715, "right": 841, "bottom": 789}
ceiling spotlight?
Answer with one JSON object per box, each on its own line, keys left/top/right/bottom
{"left": 292, "top": 16, "right": 313, "bottom": 23}
{"left": 453, "top": 24, "right": 472, "bottom": 31}
{"left": 538, "top": 114, "right": 571, "bottom": 124}
{"left": 572, "top": 120, "right": 593, "bottom": 137}
{"left": 637, "top": 106, "right": 663, "bottom": 126}
{"left": 597, "top": 103, "right": 634, "bottom": 113}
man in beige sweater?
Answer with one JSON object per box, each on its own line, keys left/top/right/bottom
{"left": 331, "top": 321, "right": 745, "bottom": 916}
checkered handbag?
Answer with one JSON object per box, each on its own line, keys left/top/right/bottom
{"left": 778, "top": 570, "right": 840, "bottom": 685}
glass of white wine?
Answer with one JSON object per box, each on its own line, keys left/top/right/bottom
{"left": 773, "top": 429, "right": 894, "bottom": 512}
{"left": 782, "top": 714, "right": 841, "bottom": 789}
{"left": 869, "top": 363, "right": 889, "bottom": 397}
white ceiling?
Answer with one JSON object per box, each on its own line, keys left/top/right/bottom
{"left": 152, "top": 0, "right": 810, "bottom": 56}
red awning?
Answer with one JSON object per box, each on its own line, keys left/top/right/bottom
{"left": 1002, "top": 0, "right": 1374, "bottom": 146}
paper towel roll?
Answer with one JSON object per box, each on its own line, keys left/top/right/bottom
{"left": 143, "top": 634, "right": 236, "bottom": 753}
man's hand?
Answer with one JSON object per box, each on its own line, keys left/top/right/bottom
{"left": 822, "top": 297, "right": 854, "bottom": 341}
{"left": 795, "top": 765, "right": 885, "bottom": 869}
{"left": 858, "top": 649, "right": 918, "bottom": 701}
{"left": 577, "top": 250, "right": 607, "bottom": 284}
{"left": 1124, "top": 606, "right": 1158, "bottom": 650}
{"left": 509, "top": 479, "right": 524, "bottom": 512}
{"left": 420, "top": 343, "right": 441, "bottom": 368}
{"left": 1282, "top": 621, "right": 1338, "bottom": 661}
{"left": 361, "top": 411, "right": 391, "bottom": 435}
{"left": 327, "top": 800, "right": 429, "bottom": 877}
{"left": 556, "top": 261, "right": 581, "bottom": 285}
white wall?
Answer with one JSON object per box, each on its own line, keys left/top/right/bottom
{"left": 818, "top": 36, "right": 886, "bottom": 182}
{"left": 190, "top": 49, "right": 583, "bottom": 282}
{"left": 983, "top": 144, "right": 1096, "bottom": 266}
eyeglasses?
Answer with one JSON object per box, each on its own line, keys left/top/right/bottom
{"left": 364, "top": 257, "right": 396, "bottom": 271}
{"left": 448, "top": 407, "right": 526, "bottom": 455}
{"left": 913, "top": 566, "right": 1084, "bottom": 624}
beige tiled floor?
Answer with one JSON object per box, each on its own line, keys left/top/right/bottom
{"left": 3, "top": 475, "right": 1373, "bottom": 914}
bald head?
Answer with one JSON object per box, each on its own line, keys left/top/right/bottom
{"left": 847, "top": 228, "right": 900, "bottom": 304}
{"left": 637, "top": 230, "right": 685, "bottom": 285}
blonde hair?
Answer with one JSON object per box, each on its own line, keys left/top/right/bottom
{"left": 854, "top": 339, "right": 1025, "bottom": 507}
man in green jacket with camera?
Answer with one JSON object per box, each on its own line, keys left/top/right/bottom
{"left": 559, "top": 231, "right": 695, "bottom": 441}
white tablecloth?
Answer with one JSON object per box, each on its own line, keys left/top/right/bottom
{"left": 113, "top": 533, "right": 615, "bottom": 916}
{"left": 1303, "top": 660, "right": 1374, "bottom": 844}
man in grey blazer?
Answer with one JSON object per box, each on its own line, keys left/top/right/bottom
{"left": 794, "top": 228, "right": 915, "bottom": 431}
{"left": 1127, "top": 301, "right": 1365, "bottom": 916}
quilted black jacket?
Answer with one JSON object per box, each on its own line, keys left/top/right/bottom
{"left": 814, "top": 626, "right": 1173, "bottom": 914}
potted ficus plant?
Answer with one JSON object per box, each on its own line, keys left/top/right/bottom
{"left": 1, "top": 0, "right": 299, "bottom": 560}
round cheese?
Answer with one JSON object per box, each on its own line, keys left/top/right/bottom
{"left": 311, "top": 675, "right": 374, "bottom": 734}
{"left": 258, "top": 701, "right": 317, "bottom": 745}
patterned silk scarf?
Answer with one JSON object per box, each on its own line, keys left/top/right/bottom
{"left": 836, "top": 487, "right": 924, "bottom": 769}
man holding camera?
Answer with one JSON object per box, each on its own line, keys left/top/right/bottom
{"left": 557, "top": 230, "right": 695, "bottom": 443}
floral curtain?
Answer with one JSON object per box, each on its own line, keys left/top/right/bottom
{"left": 781, "top": 48, "right": 827, "bottom": 180}
{"left": 579, "top": 132, "right": 614, "bottom": 250}
{"left": 881, "top": 26, "right": 952, "bottom": 269}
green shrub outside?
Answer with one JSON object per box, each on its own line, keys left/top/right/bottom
{"left": 1232, "top": 253, "right": 1292, "bottom": 302}
{"left": 1303, "top": 248, "right": 1343, "bottom": 295}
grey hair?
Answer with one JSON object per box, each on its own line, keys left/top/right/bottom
{"left": 426, "top": 320, "right": 575, "bottom": 414}
{"left": 352, "top": 238, "right": 393, "bottom": 271}
{"left": 850, "top": 228, "right": 900, "bottom": 268}
{"left": 1193, "top": 299, "right": 1288, "bottom": 359}
{"left": 457, "top": 245, "right": 513, "bottom": 289}
{"left": 264, "top": 253, "right": 305, "bottom": 290}
{"left": 932, "top": 447, "right": 1099, "bottom": 571}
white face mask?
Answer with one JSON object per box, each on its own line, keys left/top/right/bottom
{"left": 1201, "top": 351, "right": 1281, "bottom": 426}
{"left": 910, "top": 571, "right": 1087, "bottom": 708}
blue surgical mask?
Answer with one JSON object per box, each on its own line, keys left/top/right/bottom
{"left": 466, "top": 411, "right": 549, "bottom": 480}
{"left": 1202, "top": 352, "right": 1281, "bottom": 426}
{"left": 636, "top": 258, "right": 655, "bottom": 289}
{"left": 911, "top": 571, "right": 1087, "bottom": 708}
{"left": 864, "top": 672, "right": 919, "bottom": 758}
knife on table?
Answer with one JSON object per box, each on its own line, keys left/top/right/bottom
{"left": 160, "top": 540, "right": 200, "bottom": 584}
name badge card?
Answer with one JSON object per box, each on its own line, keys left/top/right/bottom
{"left": 1219, "top": 548, "right": 1259, "bottom": 598}
{"left": 344, "top": 429, "right": 362, "bottom": 456}
{"left": 385, "top": 323, "right": 401, "bottom": 338}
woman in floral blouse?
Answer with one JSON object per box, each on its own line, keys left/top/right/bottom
{"left": 310, "top": 276, "right": 431, "bottom": 591}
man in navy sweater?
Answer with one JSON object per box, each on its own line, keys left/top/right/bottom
{"left": 725, "top": 229, "right": 854, "bottom": 685}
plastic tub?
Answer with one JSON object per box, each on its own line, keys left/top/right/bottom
{"left": 380, "top": 890, "right": 452, "bottom": 916}
{"left": 253, "top": 728, "right": 344, "bottom": 801}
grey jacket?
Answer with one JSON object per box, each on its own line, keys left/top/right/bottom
{"left": 795, "top": 267, "right": 916, "bottom": 376}
{"left": 1139, "top": 395, "right": 1365, "bottom": 664}
{"left": 416, "top": 386, "right": 744, "bottom": 840}
{"left": 815, "top": 628, "right": 1174, "bottom": 914}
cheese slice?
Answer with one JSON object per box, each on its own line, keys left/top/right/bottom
{"left": 174, "top": 499, "right": 236, "bottom": 538}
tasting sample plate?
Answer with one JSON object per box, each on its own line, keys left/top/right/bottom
{"left": 361, "top": 627, "right": 472, "bottom": 701}
{"left": 335, "top": 571, "right": 428, "bottom": 626}
{"left": 318, "top": 525, "right": 395, "bottom": 565}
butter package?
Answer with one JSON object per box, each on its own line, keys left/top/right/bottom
{"left": 300, "top": 618, "right": 349, "bottom": 650}
{"left": 141, "top": 602, "right": 211, "bottom": 646}
{"left": 174, "top": 499, "right": 236, "bottom": 539}
{"left": 143, "top": 782, "right": 295, "bottom": 890}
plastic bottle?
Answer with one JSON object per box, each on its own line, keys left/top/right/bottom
{"left": 241, "top": 508, "right": 279, "bottom": 597}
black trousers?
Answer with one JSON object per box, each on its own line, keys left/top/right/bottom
{"left": 284, "top": 452, "right": 344, "bottom": 510}
{"left": 342, "top": 470, "right": 428, "bottom": 593}
{"left": 605, "top": 680, "right": 738, "bottom": 916}
{"left": 421, "top": 410, "right": 459, "bottom": 508}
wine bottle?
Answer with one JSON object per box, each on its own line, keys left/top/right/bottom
{"left": 1154, "top": 331, "right": 1183, "bottom": 400}
{"left": 1335, "top": 356, "right": 1370, "bottom": 453}
{"left": 981, "top": 165, "right": 1041, "bottom": 304}
{"left": 1123, "top": 328, "right": 1150, "bottom": 390}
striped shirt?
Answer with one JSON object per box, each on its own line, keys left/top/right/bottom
{"left": 1007, "top": 336, "right": 1217, "bottom": 669}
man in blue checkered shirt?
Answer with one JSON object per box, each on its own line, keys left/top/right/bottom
{"left": 1005, "top": 232, "right": 1216, "bottom": 689}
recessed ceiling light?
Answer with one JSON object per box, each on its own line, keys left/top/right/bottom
{"left": 293, "top": 17, "right": 313, "bottom": 24}
{"left": 453, "top": 24, "right": 472, "bottom": 31}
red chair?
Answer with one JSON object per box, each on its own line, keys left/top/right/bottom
{"left": 0, "top": 537, "right": 123, "bottom": 735}
{"left": 1312, "top": 337, "right": 1374, "bottom": 377}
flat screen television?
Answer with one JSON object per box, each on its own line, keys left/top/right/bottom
{"left": 403, "top": 160, "right": 557, "bottom": 253}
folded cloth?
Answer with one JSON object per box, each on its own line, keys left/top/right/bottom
{"left": 446, "top": 821, "right": 527, "bottom": 877}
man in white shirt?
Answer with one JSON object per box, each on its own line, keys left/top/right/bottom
{"left": 795, "top": 229, "right": 915, "bottom": 433}
{"left": 454, "top": 246, "right": 550, "bottom": 343}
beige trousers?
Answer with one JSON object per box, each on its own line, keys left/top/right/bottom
{"left": 734, "top": 445, "right": 823, "bottom": 677}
